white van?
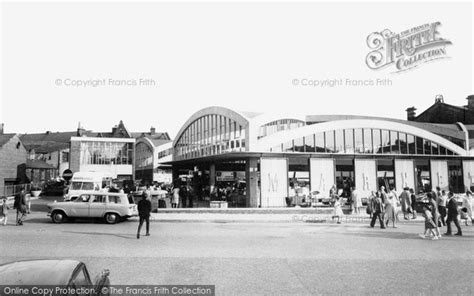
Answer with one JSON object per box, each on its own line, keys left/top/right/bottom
{"left": 65, "top": 172, "right": 113, "bottom": 201}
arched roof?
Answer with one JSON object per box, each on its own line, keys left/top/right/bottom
{"left": 255, "top": 119, "right": 468, "bottom": 156}
{"left": 173, "top": 106, "right": 250, "bottom": 147}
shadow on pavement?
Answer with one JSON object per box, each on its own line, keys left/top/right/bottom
{"left": 62, "top": 231, "right": 137, "bottom": 240}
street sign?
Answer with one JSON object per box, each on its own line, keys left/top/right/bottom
{"left": 62, "top": 169, "right": 73, "bottom": 181}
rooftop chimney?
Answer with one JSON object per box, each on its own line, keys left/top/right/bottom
{"left": 0, "top": 123, "right": 3, "bottom": 135}
{"left": 77, "top": 122, "right": 86, "bottom": 137}
{"left": 406, "top": 107, "right": 417, "bottom": 121}
{"left": 466, "top": 95, "right": 474, "bottom": 109}
{"left": 150, "top": 127, "right": 156, "bottom": 135}
{"left": 435, "top": 94, "right": 444, "bottom": 104}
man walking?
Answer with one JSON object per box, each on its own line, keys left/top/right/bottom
{"left": 399, "top": 187, "right": 411, "bottom": 220}
{"left": 437, "top": 190, "right": 447, "bottom": 226}
{"left": 137, "top": 192, "right": 152, "bottom": 239}
{"left": 14, "top": 188, "right": 27, "bottom": 225}
{"left": 370, "top": 192, "right": 386, "bottom": 229}
{"left": 445, "top": 192, "right": 462, "bottom": 236}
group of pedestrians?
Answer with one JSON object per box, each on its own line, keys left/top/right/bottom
{"left": 366, "top": 184, "right": 470, "bottom": 240}
{"left": 0, "top": 188, "right": 29, "bottom": 226}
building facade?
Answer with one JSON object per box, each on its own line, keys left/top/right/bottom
{"left": 170, "top": 106, "right": 474, "bottom": 208}
{"left": 0, "top": 133, "right": 27, "bottom": 188}
{"left": 70, "top": 136, "right": 135, "bottom": 180}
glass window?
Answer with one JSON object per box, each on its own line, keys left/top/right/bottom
{"left": 423, "top": 139, "right": 432, "bottom": 155}
{"left": 431, "top": 142, "right": 439, "bottom": 155}
{"left": 305, "top": 135, "right": 315, "bottom": 152}
{"left": 294, "top": 138, "right": 304, "bottom": 152}
{"left": 315, "top": 133, "right": 325, "bottom": 152}
{"left": 415, "top": 137, "right": 424, "bottom": 154}
{"left": 344, "top": 129, "right": 354, "bottom": 153}
{"left": 92, "top": 195, "right": 105, "bottom": 203}
{"left": 399, "top": 133, "right": 407, "bottom": 154}
{"left": 354, "top": 129, "right": 363, "bottom": 153}
{"left": 325, "top": 131, "right": 335, "bottom": 152}
{"left": 373, "top": 129, "right": 382, "bottom": 154}
{"left": 390, "top": 131, "right": 399, "bottom": 154}
{"left": 363, "top": 129, "right": 373, "bottom": 153}
{"left": 407, "top": 134, "right": 415, "bottom": 154}
{"left": 440, "top": 146, "right": 447, "bottom": 155}
{"left": 381, "top": 130, "right": 390, "bottom": 153}
{"left": 335, "top": 130, "right": 344, "bottom": 153}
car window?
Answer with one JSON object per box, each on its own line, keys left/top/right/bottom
{"left": 92, "top": 195, "right": 105, "bottom": 203}
{"left": 108, "top": 196, "right": 122, "bottom": 204}
{"left": 71, "top": 182, "right": 83, "bottom": 190}
{"left": 74, "top": 195, "right": 91, "bottom": 203}
{"left": 82, "top": 182, "right": 94, "bottom": 191}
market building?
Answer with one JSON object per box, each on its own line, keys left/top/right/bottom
{"left": 169, "top": 102, "right": 474, "bottom": 208}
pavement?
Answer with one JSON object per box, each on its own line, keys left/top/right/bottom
{"left": 17, "top": 195, "right": 432, "bottom": 224}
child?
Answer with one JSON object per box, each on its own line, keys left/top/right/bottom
{"left": 0, "top": 196, "right": 9, "bottom": 226}
{"left": 419, "top": 206, "right": 439, "bottom": 240}
{"left": 332, "top": 196, "right": 343, "bottom": 224}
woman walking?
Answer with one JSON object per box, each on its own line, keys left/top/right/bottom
{"left": 428, "top": 192, "right": 441, "bottom": 238}
{"left": 384, "top": 192, "right": 397, "bottom": 228}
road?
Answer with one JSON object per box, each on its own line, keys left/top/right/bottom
{"left": 1, "top": 200, "right": 474, "bottom": 295}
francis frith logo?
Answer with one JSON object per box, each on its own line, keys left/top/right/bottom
{"left": 366, "top": 22, "right": 452, "bottom": 73}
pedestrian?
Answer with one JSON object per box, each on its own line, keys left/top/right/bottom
{"left": 437, "top": 190, "right": 448, "bottom": 226}
{"left": 380, "top": 186, "right": 388, "bottom": 204}
{"left": 384, "top": 191, "right": 397, "bottom": 228}
{"left": 351, "top": 186, "right": 362, "bottom": 214}
{"left": 26, "top": 192, "right": 31, "bottom": 214}
{"left": 332, "top": 196, "right": 343, "bottom": 224}
{"left": 399, "top": 187, "right": 412, "bottom": 220}
{"left": 172, "top": 186, "right": 180, "bottom": 208}
{"left": 370, "top": 191, "right": 385, "bottom": 229}
{"left": 14, "top": 188, "right": 27, "bottom": 226}
{"left": 0, "top": 196, "right": 9, "bottom": 226}
{"left": 445, "top": 192, "right": 462, "bottom": 236}
{"left": 409, "top": 188, "right": 417, "bottom": 219}
{"left": 427, "top": 192, "right": 441, "bottom": 237}
{"left": 461, "top": 190, "right": 472, "bottom": 225}
{"left": 366, "top": 191, "right": 376, "bottom": 218}
{"left": 419, "top": 206, "right": 438, "bottom": 240}
{"left": 137, "top": 192, "right": 152, "bottom": 239}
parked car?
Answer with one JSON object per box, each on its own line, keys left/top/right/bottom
{"left": 0, "top": 259, "right": 110, "bottom": 294}
{"left": 47, "top": 192, "right": 138, "bottom": 224}
{"left": 42, "top": 180, "right": 69, "bottom": 196}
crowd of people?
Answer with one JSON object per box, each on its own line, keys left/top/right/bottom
{"left": 327, "top": 183, "right": 474, "bottom": 239}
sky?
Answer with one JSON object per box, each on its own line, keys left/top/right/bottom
{"left": 0, "top": 1, "right": 472, "bottom": 138}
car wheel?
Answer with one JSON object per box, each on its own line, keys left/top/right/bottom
{"left": 104, "top": 213, "right": 119, "bottom": 224}
{"left": 51, "top": 211, "right": 66, "bottom": 223}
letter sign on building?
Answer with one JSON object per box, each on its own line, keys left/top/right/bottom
{"left": 260, "top": 158, "right": 288, "bottom": 207}
{"left": 395, "top": 160, "right": 415, "bottom": 193}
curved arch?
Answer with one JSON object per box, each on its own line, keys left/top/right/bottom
{"left": 255, "top": 119, "right": 467, "bottom": 156}
{"left": 173, "top": 106, "right": 249, "bottom": 148}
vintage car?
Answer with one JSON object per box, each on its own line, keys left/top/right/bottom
{"left": 0, "top": 259, "right": 110, "bottom": 295}
{"left": 42, "top": 180, "right": 69, "bottom": 196}
{"left": 47, "top": 192, "right": 138, "bottom": 224}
